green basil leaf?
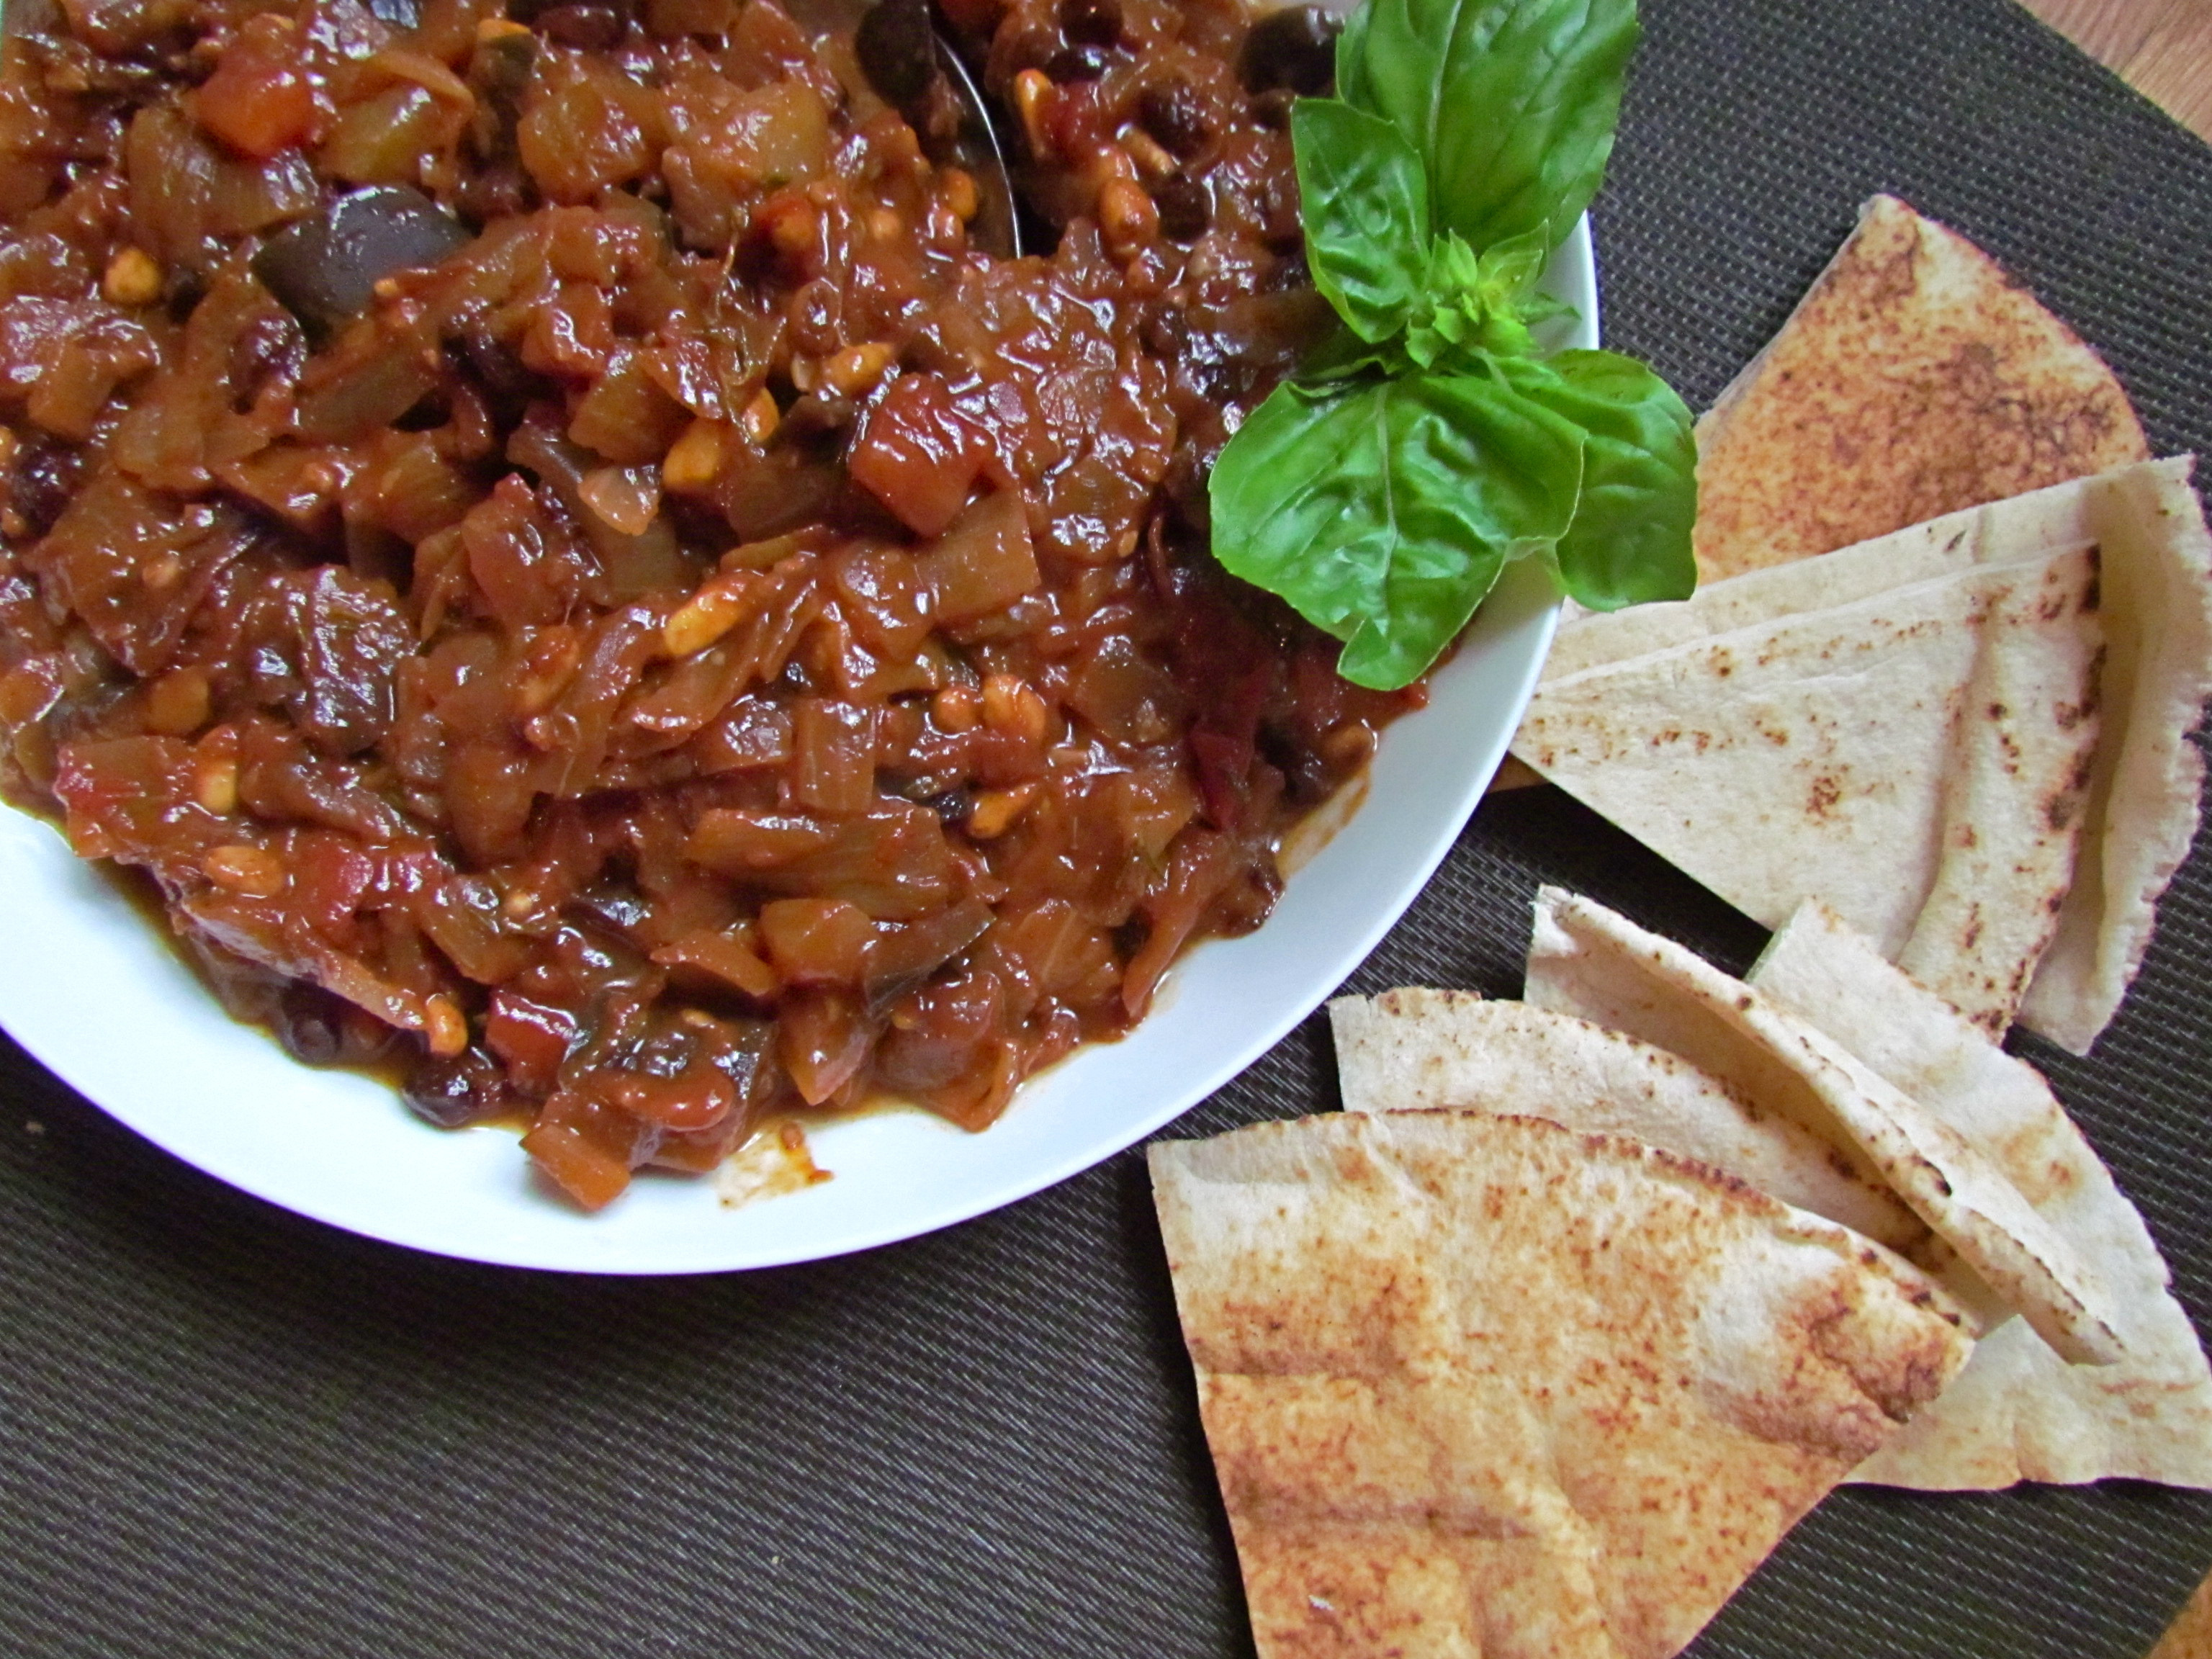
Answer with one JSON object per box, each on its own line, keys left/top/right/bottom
{"left": 1298, "top": 323, "right": 1413, "bottom": 384}
{"left": 1403, "top": 233, "right": 1540, "bottom": 367}
{"left": 1472, "top": 225, "right": 1562, "bottom": 315}
{"left": 1210, "top": 369, "right": 1586, "bottom": 689}
{"left": 1292, "top": 99, "right": 1432, "bottom": 342}
{"left": 1336, "top": 0, "right": 1638, "bottom": 255}
{"left": 1497, "top": 348, "right": 1696, "bottom": 608}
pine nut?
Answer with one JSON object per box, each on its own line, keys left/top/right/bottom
{"left": 423, "top": 993, "right": 469, "bottom": 1058}
{"left": 202, "top": 844, "right": 284, "bottom": 897}
{"left": 933, "top": 683, "right": 981, "bottom": 732}
{"left": 821, "top": 342, "right": 895, "bottom": 397}
{"left": 662, "top": 574, "right": 752, "bottom": 658}
{"left": 981, "top": 673, "right": 1048, "bottom": 744}
{"left": 102, "top": 247, "right": 163, "bottom": 307}
{"left": 966, "top": 783, "right": 1038, "bottom": 839}
{"left": 661, "top": 418, "right": 725, "bottom": 490}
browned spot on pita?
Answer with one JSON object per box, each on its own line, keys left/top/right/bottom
{"left": 1151, "top": 1112, "right": 1972, "bottom": 1659}
{"left": 1692, "top": 196, "right": 2148, "bottom": 583}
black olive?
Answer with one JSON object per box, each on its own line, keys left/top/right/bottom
{"left": 537, "top": 0, "right": 625, "bottom": 48}
{"left": 253, "top": 186, "right": 472, "bottom": 340}
{"left": 452, "top": 328, "right": 539, "bottom": 416}
{"left": 574, "top": 882, "right": 651, "bottom": 932}
{"left": 468, "top": 23, "right": 537, "bottom": 126}
{"left": 6, "top": 439, "right": 76, "bottom": 539}
{"left": 855, "top": 0, "right": 939, "bottom": 112}
{"left": 403, "top": 1048, "right": 515, "bottom": 1128}
{"left": 1239, "top": 5, "right": 1339, "bottom": 95}
{"left": 1257, "top": 720, "right": 1332, "bottom": 806}
{"left": 276, "top": 981, "right": 351, "bottom": 1066}
{"left": 367, "top": 0, "right": 420, "bottom": 24}
{"left": 1138, "top": 76, "right": 1210, "bottom": 158}
{"left": 1150, "top": 174, "right": 1210, "bottom": 243}
{"left": 1057, "top": 0, "right": 1120, "bottom": 47}
{"left": 1045, "top": 44, "right": 1107, "bottom": 81}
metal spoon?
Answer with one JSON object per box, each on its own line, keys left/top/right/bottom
{"left": 791, "top": 0, "right": 1026, "bottom": 257}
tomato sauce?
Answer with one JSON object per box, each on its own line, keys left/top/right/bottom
{"left": 0, "top": 0, "right": 1420, "bottom": 1208}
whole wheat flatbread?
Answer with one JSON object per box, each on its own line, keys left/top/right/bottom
{"left": 1516, "top": 546, "right": 2103, "bottom": 1031}
{"left": 1330, "top": 989, "right": 1923, "bottom": 1252}
{"left": 1524, "top": 887, "right": 2123, "bottom": 1364}
{"left": 1748, "top": 901, "right": 2212, "bottom": 1488}
{"left": 1692, "top": 194, "right": 2147, "bottom": 583}
{"left": 1149, "top": 1111, "right": 1972, "bottom": 1659}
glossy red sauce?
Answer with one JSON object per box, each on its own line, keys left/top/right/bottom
{"left": 0, "top": 0, "right": 1419, "bottom": 1208}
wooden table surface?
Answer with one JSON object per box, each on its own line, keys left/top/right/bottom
{"left": 2019, "top": 0, "right": 2212, "bottom": 137}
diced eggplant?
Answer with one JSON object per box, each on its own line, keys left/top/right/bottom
{"left": 253, "top": 186, "right": 471, "bottom": 338}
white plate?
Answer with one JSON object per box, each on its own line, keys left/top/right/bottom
{"left": 0, "top": 219, "right": 1595, "bottom": 1272}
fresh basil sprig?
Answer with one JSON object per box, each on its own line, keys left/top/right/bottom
{"left": 1210, "top": 0, "right": 1696, "bottom": 691}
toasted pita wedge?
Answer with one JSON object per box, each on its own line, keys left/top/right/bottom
{"left": 1526, "top": 457, "right": 2212, "bottom": 1051}
{"left": 1542, "top": 472, "right": 2105, "bottom": 681}
{"left": 2018, "top": 460, "right": 2212, "bottom": 1051}
{"left": 1524, "top": 887, "right": 2123, "bottom": 1364}
{"left": 1149, "top": 1111, "right": 1972, "bottom": 1659}
{"left": 1693, "top": 194, "right": 2147, "bottom": 583}
{"left": 1748, "top": 901, "right": 2212, "bottom": 1488}
{"left": 1330, "top": 989, "right": 1923, "bottom": 1252}
{"left": 1516, "top": 545, "right": 2103, "bottom": 1031}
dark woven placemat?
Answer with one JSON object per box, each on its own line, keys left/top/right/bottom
{"left": 5, "top": 0, "right": 2212, "bottom": 1653}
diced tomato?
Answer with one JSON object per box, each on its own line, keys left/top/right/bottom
{"left": 599, "top": 1065, "right": 738, "bottom": 1133}
{"left": 288, "top": 830, "right": 377, "bottom": 944}
{"left": 486, "top": 991, "right": 580, "bottom": 1095}
{"left": 846, "top": 373, "right": 992, "bottom": 538}
{"left": 195, "top": 16, "right": 318, "bottom": 161}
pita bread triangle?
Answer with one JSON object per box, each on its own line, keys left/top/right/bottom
{"left": 1748, "top": 900, "right": 2212, "bottom": 1489}
{"left": 1523, "top": 887, "right": 2123, "bottom": 1365}
{"left": 1148, "top": 1110, "right": 1973, "bottom": 1659}
{"left": 1693, "top": 194, "right": 2149, "bottom": 585}
{"left": 1521, "top": 457, "right": 2212, "bottom": 1052}
{"left": 2017, "top": 459, "right": 2212, "bottom": 1051}
{"left": 1515, "top": 539, "right": 2104, "bottom": 1033}
{"left": 1330, "top": 989, "right": 1925, "bottom": 1253}
{"left": 1543, "top": 462, "right": 2146, "bottom": 682}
